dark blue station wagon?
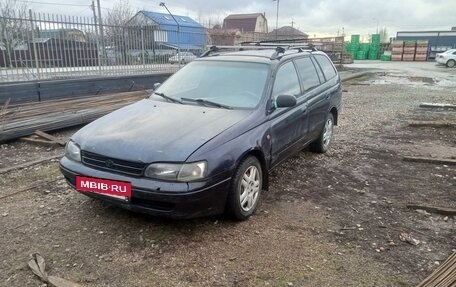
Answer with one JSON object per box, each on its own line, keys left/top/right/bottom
{"left": 60, "top": 46, "right": 342, "bottom": 220}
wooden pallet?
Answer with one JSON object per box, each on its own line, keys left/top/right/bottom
{"left": 417, "top": 252, "right": 456, "bottom": 287}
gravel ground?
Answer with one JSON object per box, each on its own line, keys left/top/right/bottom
{"left": 0, "top": 62, "right": 455, "bottom": 287}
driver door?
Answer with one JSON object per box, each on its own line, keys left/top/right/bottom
{"left": 269, "top": 61, "right": 308, "bottom": 167}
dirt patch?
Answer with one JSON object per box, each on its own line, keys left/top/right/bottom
{"left": 0, "top": 66, "right": 455, "bottom": 286}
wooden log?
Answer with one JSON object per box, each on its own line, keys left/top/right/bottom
{"left": 408, "top": 121, "right": 456, "bottom": 128}
{"left": 407, "top": 204, "right": 456, "bottom": 216}
{"left": 403, "top": 156, "right": 456, "bottom": 166}
{"left": 34, "top": 130, "right": 66, "bottom": 146}
{"left": 19, "top": 137, "right": 60, "bottom": 146}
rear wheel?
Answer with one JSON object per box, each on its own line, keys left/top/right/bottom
{"left": 225, "top": 156, "right": 262, "bottom": 220}
{"left": 447, "top": 60, "right": 456, "bottom": 68}
{"left": 310, "top": 113, "right": 335, "bottom": 153}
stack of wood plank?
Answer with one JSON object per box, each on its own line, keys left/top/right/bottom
{"left": 391, "top": 40, "right": 429, "bottom": 62}
{"left": 403, "top": 41, "right": 416, "bottom": 61}
{"left": 392, "top": 41, "right": 404, "bottom": 61}
{"left": 415, "top": 40, "right": 430, "bottom": 61}
{"left": 0, "top": 91, "right": 149, "bottom": 143}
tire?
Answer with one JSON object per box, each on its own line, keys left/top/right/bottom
{"left": 225, "top": 156, "right": 262, "bottom": 220}
{"left": 310, "top": 113, "right": 335, "bottom": 153}
{"left": 447, "top": 60, "right": 456, "bottom": 68}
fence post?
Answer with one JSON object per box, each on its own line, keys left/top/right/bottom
{"left": 28, "top": 9, "right": 40, "bottom": 80}
{"left": 96, "top": 0, "right": 106, "bottom": 65}
{"left": 141, "top": 28, "right": 145, "bottom": 69}
{"left": 91, "top": 0, "right": 102, "bottom": 72}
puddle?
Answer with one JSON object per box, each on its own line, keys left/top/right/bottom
{"left": 408, "top": 76, "right": 436, "bottom": 84}
{"left": 368, "top": 73, "right": 456, "bottom": 89}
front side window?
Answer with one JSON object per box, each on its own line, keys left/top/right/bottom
{"left": 314, "top": 54, "right": 337, "bottom": 81}
{"left": 272, "top": 62, "right": 301, "bottom": 98}
{"left": 154, "top": 61, "right": 269, "bottom": 109}
{"left": 294, "top": 57, "right": 321, "bottom": 91}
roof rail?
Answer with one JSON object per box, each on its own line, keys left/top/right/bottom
{"left": 200, "top": 43, "right": 317, "bottom": 60}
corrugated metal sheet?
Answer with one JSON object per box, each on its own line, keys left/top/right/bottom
{"left": 140, "top": 11, "right": 202, "bottom": 29}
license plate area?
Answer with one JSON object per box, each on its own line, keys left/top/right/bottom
{"left": 76, "top": 176, "right": 132, "bottom": 201}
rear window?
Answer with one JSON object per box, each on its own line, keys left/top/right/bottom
{"left": 314, "top": 54, "right": 337, "bottom": 81}
{"left": 294, "top": 57, "right": 321, "bottom": 91}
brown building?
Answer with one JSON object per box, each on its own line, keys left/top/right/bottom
{"left": 208, "top": 28, "right": 240, "bottom": 46}
{"left": 222, "top": 13, "right": 268, "bottom": 33}
{"left": 268, "top": 26, "right": 308, "bottom": 40}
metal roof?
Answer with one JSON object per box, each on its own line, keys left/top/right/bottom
{"left": 139, "top": 11, "right": 203, "bottom": 28}
{"left": 224, "top": 13, "right": 264, "bottom": 20}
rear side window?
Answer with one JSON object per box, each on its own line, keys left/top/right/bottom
{"left": 272, "top": 62, "right": 301, "bottom": 97}
{"left": 314, "top": 54, "right": 337, "bottom": 80}
{"left": 294, "top": 57, "right": 321, "bottom": 91}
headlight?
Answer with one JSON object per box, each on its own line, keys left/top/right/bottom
{"left": 65, "top": 140, "right": 81, "bottom": 162}
{"left": 144, "top": 161, "right": 207, "bottom": 181}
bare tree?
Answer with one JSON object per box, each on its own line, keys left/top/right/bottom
{"left": 379, "top": 27, "right": 389, "bottom": 43}
{"left": 0, "top": 0, "right": 29, "bottom": 67}
{"left": 103, "top": 0, "right": 134, "bottom": 64}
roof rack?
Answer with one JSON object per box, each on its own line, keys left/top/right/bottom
{"left": 200, "top": 43, "right": 317, "bottom": 60}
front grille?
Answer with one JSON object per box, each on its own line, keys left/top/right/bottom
{"left": 81, "top": 150, "right": 146, "bottom": 176}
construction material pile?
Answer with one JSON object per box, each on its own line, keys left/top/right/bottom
{"left": 391, "top": 40, "right": 429, "bottom": 61}
{"left": 0, "top": 91, "right": 149, "bottom": 143}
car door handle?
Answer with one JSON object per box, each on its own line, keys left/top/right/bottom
{"left": 301, "top": 104, "right": 308, "bottom": 113}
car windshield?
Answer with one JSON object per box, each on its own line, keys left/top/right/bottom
{"left": 154, "top": 61, "right": 269, "bottom": 109}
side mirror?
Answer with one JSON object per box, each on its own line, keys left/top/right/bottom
{"left": 153, "top": 82, "right": 161, "bottom": 90}
{"left": 274, "top": 94, "right": 297, "bottom": 108}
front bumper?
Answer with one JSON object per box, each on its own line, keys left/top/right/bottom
{"left": 59, "top": 157, "right": 231, "bottom": 219}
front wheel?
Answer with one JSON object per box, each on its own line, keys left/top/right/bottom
{"left": 447, "top": 60, "right": 456, "bottom": 68}
{"left": 310, "top": 113, "right": 335, "bottom": 153}
{"left": 225, "top": 156, "right": 262, "bottom": 220}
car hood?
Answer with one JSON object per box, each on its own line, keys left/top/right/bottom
{"left": 72, "top": 99, "right": 250, "bottom": 163}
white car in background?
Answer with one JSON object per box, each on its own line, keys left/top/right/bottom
{"left": 169, "top": 52, "right": 197, "bottom": 64}
{"left": 436, "top": 49, "right": 456, "bottom": 67}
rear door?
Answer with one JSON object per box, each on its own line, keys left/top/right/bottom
{"left": 293, "top": 56, "right": 323, "bottom": 144}
{"left": 308, "top": 54, "right": 339, "bottom": 138}
{"left": 269, "top": 61, "right": 308, "bottom": 167}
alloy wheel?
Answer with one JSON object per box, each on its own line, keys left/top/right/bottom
{"left": 239, "top": 166, "right": 260, "bottom": 212}
{"left": 322, "top": 117, "right": 334, "bottom": 149}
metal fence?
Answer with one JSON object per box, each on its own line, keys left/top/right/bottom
{"left": 0, "top": 9, "right": 345, "bottom": 83}
{"left": 0, "top": 10, "right": 208, "bottom": 83}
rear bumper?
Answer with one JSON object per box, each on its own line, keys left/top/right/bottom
{"left": 436, "top": 58, "right": 446, "bottom": 64}
{"left": 60, "top": 157, "right": 231, "bottom": 219}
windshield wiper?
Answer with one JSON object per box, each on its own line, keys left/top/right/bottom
{"left": 153, "top": 92, "right": 183, "bottom": 104}
{"left": 181, "top": 97, "right": 232, "bottom": 109}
